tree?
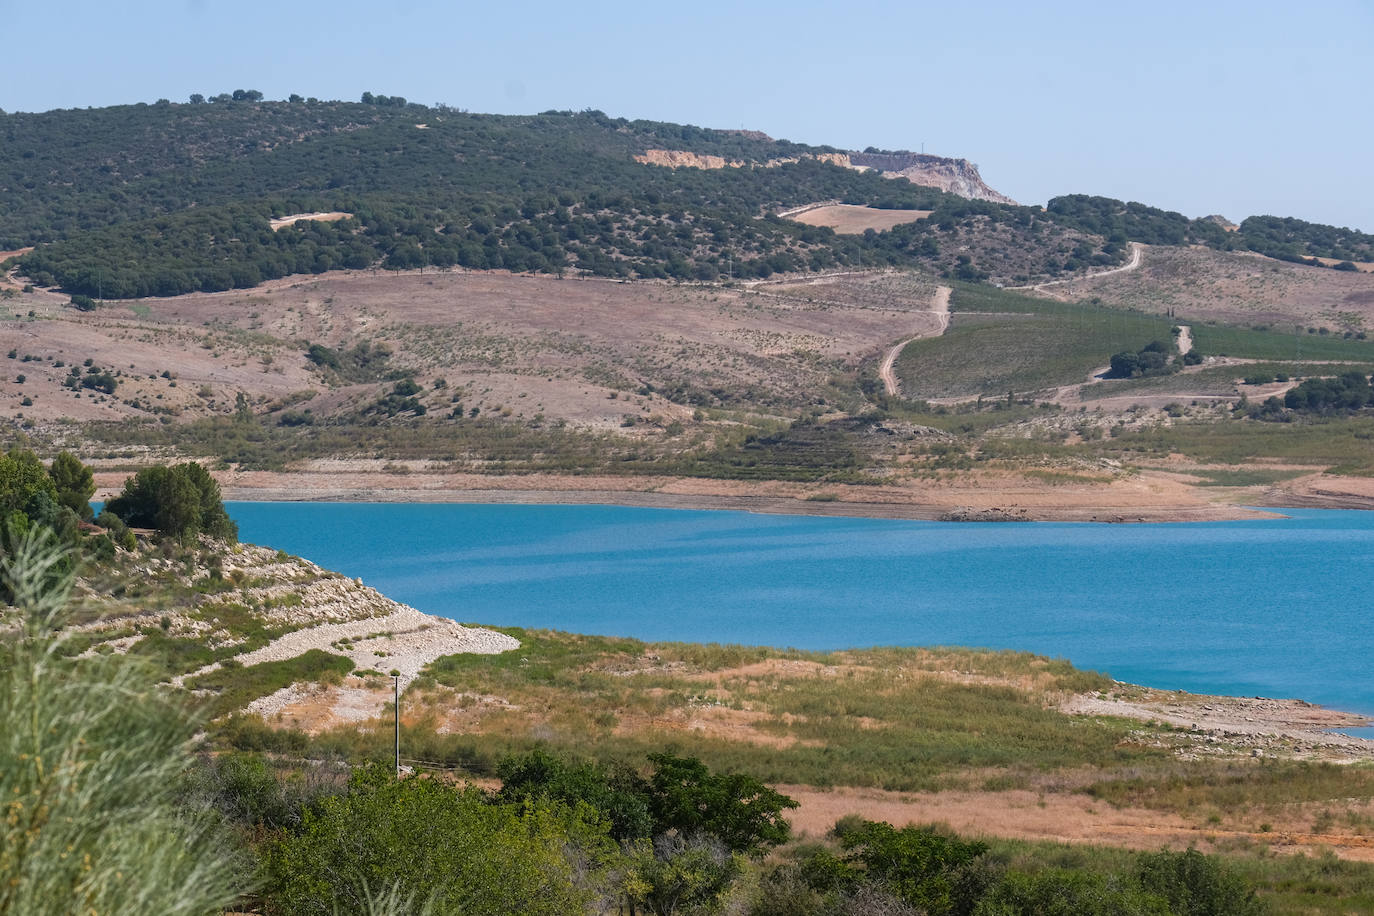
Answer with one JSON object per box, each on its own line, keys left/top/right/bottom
{"left": 104, "top": 462, "right": 236, "bottom": 542}
{"left": 49, "top": 451, "right": 95, "bottom": 520}
{"left": 1108, "top": 351, "right": 1139, "bottom": 378}
{"left": 975, "top": 868, "right": 1168, "bottom": 915}
{"left": 497, "top": 749, "right": 654, "bottom": 842}
{"left": 645, "top": 753, "right": 797, "bottom": 855}
{"left": 0, "top": 448, "right": 57, "bottom": 533}
{"left": 188, "top": 93, "right": 205, "bottom": 104}
{"left": 1136, "top": 849, "right": 1265, "bottom": 916}
{"left": 625, "top": 834, "right": 741, "bottom": 916}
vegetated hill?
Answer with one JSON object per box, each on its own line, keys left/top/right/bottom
{"left": 1046, "top": 194, "right": 1374, "bottom": 264}
{"left": 6, "top": 94, "right": 1367, "bottom": 301}
{"left": 4, "top": 94, "right": 1121, "bottom": 297}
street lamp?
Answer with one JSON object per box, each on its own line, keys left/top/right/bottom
{"left": 390, "top": 669, "right": 401, "bottom": 778}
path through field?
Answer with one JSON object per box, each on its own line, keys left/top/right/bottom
{"left": 880, "top": 285, "right": 950, "bottom": 396}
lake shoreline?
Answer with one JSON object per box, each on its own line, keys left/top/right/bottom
{"left": 89, "top": 465, "right": 1374, "bottom": 523}
{"left": 214, "top": 484, "right": 1272, "bottom": 523}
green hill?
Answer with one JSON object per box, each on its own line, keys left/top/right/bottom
{"left": 4, "top": 95, "right": 1113, "bottom": 297}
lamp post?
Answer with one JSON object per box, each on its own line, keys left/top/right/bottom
{"left": 390, "top": 669, "right": 401, "bottom": 778}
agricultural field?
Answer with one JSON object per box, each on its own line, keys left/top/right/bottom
{"left": 785, "top": 204, "right": 933, "bottom": 234}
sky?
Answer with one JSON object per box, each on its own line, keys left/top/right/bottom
{"left": 2, "top": 0, "right": 1370, "bottom": 231}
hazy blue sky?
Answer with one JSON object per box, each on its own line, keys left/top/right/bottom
{"left": 4, "top": 0, "right": 1370, "bottom": 230}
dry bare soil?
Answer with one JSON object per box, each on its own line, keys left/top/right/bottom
{"left": 0, "top": 268, "right": 933, "bottom": 430}
{"left": 786, "top": 204, "right": 933, "bottom": 234}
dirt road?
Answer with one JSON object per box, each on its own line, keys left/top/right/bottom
{"left": 880, "top": 285, "right": 951, "bottom": 396}
{"left": 1010, "top": 242, "right": 1143, "bottom": 291}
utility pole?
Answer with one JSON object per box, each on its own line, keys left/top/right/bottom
{"left": 391, "top": 670, "right": 401, "bottom": 777}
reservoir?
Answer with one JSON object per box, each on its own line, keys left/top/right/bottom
{"left": 230, "top": 503, "right": 1374, "bottom": 716}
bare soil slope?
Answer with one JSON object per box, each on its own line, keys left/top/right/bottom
{"left": 0, "top": 268, "right": 936, "bottom": 430}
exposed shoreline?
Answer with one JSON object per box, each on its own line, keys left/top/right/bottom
{"left": 90, "top": 470, "right": 1287, "bottom": 524}
{"left": 204, "top": 467, "right": 1374, "bottom": 523}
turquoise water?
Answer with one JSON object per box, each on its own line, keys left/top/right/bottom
{"left": 230, "top": 503, "right": 1374, "bottom": 715}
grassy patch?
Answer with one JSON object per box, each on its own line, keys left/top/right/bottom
{"left": 1085, "top": 415, "right": 1374, "bottom": 475}
{"left": 987, "top": 836, "right": 1374, "bottom": 916}
{"left": 1088, "top": 759, "right": 1374, "bottom": 818}
{"left": 302, "top": 630, "right": 1139, "bottom": 790}
{"left": 187, "top": 649, "right": 354, "bottom": 718}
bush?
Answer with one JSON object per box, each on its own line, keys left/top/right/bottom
{"left": 1136, "top": 848, "right": 1265, "bottom": 916}
{"left": 263, "top": 764, "right": 613, "bottom": 916}
{"left": 974, "top": 868, "right": 1166, "bottom": 915}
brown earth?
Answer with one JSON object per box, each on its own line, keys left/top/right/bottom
{"left": 269, "top": 211, "right": 352, "bottom": 231}
{"left": 0, "top": 267, "right": 930, "bottom": 430}
{"left": 786, "top": 204, "right": 933, "bottom": 234}
{"left": 110, "top": 463, "right": 1303, "bottom": 523}
{"left": 783, "top": 784, "right": 1374, "bottom": 862}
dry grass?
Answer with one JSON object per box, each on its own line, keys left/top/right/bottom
{"left": 0, "top": 268, "right": 926, "bottom": 432}
{"left": 787, "top": 204, "right": 932, "bottom": 234}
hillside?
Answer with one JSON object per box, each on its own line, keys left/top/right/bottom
{"left": 3, "top": 96, "right": 1124, "bottom": 296}
{"left": 3, "top": 95, "right": 1369, "bottom": 306}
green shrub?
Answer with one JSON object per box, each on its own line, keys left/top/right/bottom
{"left": 1136, "top": 849, "right": 1264, "bottom": 916}
{"left": 262, "top": 764, "right": 614, "bottom": 916}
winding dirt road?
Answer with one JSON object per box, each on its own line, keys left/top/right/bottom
{"left": 880, "top": 285, "right": 951, "bottom": 396}
{"left": 1009, "top": 242, "right": 1144, "bottom": 291}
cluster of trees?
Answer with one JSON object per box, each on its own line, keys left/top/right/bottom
{"left": 0, "top": 448, "right": 94, "bottom": 552}
{"left": 1282, "top": 372, "right": 1374, "bottom": 411}
{"left": 1238, "top": 215, "right": 1374, "bottom": 264}
{"left": 0, "top": 449, "right": 159, "bottom": 585}
{"left": 1108, "top": 340, "right": 1176, "bottom": 379}
{"left": 0, "top": 451, "right": 237, "bottom": 575}
{"left": 105, "top": 462, "right": 237, "bottom": 542}
{"left": 360, "top": 91, "right": 409, "bottom": 107}
{"left": 1046, "top": 195, "right": 1232, "bottom": 248}
{"left": 1045, "top": 195, "right": 1374, "bottom": 265}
